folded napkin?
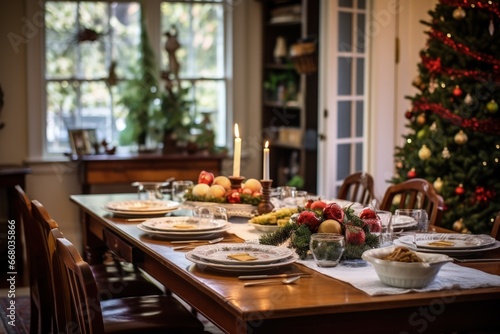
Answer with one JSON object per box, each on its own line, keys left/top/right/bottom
{"left": 228, "top": 220, "right": 264, "bottom": 243}
{"left": 297, "top": 259, "right": 500, "bottom": 296}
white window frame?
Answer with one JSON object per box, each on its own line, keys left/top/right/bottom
{"left": 26, "top": 0, "right": 234, "bottom": 160}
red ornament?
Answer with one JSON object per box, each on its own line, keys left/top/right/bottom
{"left": 405, "top": 110, "right": 413, "bottom": 120}
{"left": 407, "top": 168, "right": 417, "bottom": 179}
{"left": 452, "top": 85, "right": 463, "bottom": 97}
{"left": 455, "top": 184, "right": 465, "bottom": 196}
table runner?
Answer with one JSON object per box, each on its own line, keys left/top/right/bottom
{"left": 228, "top": 221, "right": 500, "bottom": 296}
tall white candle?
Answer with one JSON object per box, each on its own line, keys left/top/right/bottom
{"left": 263, "top": 141, "right": 270, "bottom": 180}
{"left": 233, "top": 123, "right": 241, "bottom": 177}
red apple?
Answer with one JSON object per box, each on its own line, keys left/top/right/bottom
{"left": 227, "top": 189, "right": 241, "bottom": 203}
{"left": 198, "top": 170, "right": 214, "bottom": 185}
{"left": 322, "top": 203, "right": 345, "bottom": 223}
{"left": 304, "top": 199, "right": 314, "bottom": 209}
{"left": 297, "top": 211, "right": 322, "bottom": 233}
{"left": 310, "top": 200, "right": 327, "bottom": 211}
{"left": 359, "top": 207, "right": 377, "bottom": 219}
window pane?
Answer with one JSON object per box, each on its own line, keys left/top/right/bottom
{"left": 337, "top": 144, "right": 351, "bottom": 180}
{"left": 357, "top": 13, "right": 366, "bottom": 52}
{"left": 339, "top": 0, "right": 353, "bottom": 8}
{"left": 338, "top": 12, "right": 352, "bottom": 52}
{"left": 356, "top": 58, "right": 364, "bottom": 95}
{"left": 337, "top": 101, "right": 351, "bottom": 138}
{"left": 358, "top": 0, "right": 366, "bottom": 10}
{"left": 355, "top": 142, "right": 363, "bottom": 171}
{"left": 337, "top": 57, "right": 352, "bottom": 95}
{"left": 356, "top": 101, "right": 364, "bottom": 137}
{"left": 46, "top": 81, "right": 77, "bottom": 152}
{"left": 111, "top": 3, "right": 141, "bottom": 79}
{"left": 161, "top": 2, "right": 224, "bottom": 77}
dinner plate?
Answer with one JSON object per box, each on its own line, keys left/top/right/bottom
{"left": 249, "top": 223, "right": 280, "bottom": 233}
{"left": 190, "top": 243, "right": 293, "bottom": 265}
{"left": 392, "top": 216, "right": 418, "bottom": 229}
{"left": 393, "top": 239, "right": 500, "bottom": 256}
{"left": 137, "top": 223, "right": 229, "bottom": 240}
{"left": 185, "top": 252, "right": 298, "bottom": 272}
{"left": 142, "top": 216, "right": 228, "bottom": 232}
{"left": 105, "top": 199, "right": 180, "bottom": 212}
{"left": 397, "top": 233, "right": 496, "bottom": 250}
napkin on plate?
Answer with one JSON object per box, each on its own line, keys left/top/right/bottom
{"left": 227, "top": 253, "right": 258, "bottom": 261}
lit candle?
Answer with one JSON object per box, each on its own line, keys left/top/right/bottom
{"left": 263, "top": 141, "right": 270, "bottom": 180}
{"left": 233, "top": 123, "right": 241, "bottom": 177}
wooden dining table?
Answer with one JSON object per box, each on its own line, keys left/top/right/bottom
{"left": 70, "top": 193, "right": 500, "bottom": 334}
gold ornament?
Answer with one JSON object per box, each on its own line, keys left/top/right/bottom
{"left": 418, "top": 145, "right": 431, "bottom": 160}
{"left": 396, "top": 161, "right": 403, "bottom": 169}
{"left": 454, "top": 130, "right": 468, "bottom": 145}
{"left": 417, "top": 114, "right": 426, "bottom": 125}
{"left": 430, "top": 122, "right": 437, "bottom": 131}
{"left": 452, "top": 7, "right": 466, "bottom": 20}
{"left": 433, "top": 177, "right": 443, "bottom": 192}
{"left": 452, "top": 218, "right": 464, "bottom": 232}
{"left": 464, "top": 93, "right": 473, "bottom": 105}
{"left": 442, "top": 147, "right": 451, "bottom": 159}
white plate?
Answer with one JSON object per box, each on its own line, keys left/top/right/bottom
{"left": 105, "top": 199, "right": 180, "bottom": 212}
{"left": 393, "top": 239, "right": 500, "bottom": 256}
{"left": 137, "top": 223, "right": 229, "bottom": 240}
{"left": 397, "top": 233, "right": 496, "bottom": 250}
{"left": 392, "top": 216, "right": 418, "bottom": 229}
{"left": 184, "top": 201, "right": 257, "bottom": 218}
{"left": 190, "top": 243, "right": 293, "bottom": 265}
{"left": 185, "top": 252, "right": 298, "bottom": 272}
{"left": 104, "top": 208, "right": 174, "bottom": 217}
{"left": 250, "top": 223, "right": 280, "bottom": 233}
{"left": 142, "top": 217, "right": 228, "bottom": 232}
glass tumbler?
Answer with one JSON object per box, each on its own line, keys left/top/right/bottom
{"left": 309, "top": 233, "right": 345, "bottom": 267}
{"left": 376, "top": 210, "right": 393, "bottom": 246}
{"left": 172, "top": 180, "right": 194, "bottom": 203}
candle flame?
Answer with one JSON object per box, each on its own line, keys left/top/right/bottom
{"left": 234, "top": 123, "right": 240, "bottom": 138}
{"left": 265, "top": 141, "right": 269, "bottom": 149}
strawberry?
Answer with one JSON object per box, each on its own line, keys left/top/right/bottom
{"left": 359, "top": 207, "right": 377, "bottom": 219}
{"left": 345, "top": 225, "right": 366, "bottom": 245}
{"left": 322, "top": 203, "right": 345, "bottom": 223}
{"left": 296, "top": 211, "right": 322, "bottom": 233}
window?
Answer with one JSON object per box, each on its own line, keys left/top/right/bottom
{"left": 43, "top": 0, "right": 227, "bottom": 155}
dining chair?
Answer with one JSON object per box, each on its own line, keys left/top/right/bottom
{"left": 28, "top": 198, "right": 166, "bottom": 331}
{"left": 14, "top": 185, "right": 48, "bottom": 334}
{"left": 337, "top": 172, "right": 375, "bottom": 206}
{"left": 491, "top": 211, "right": 500, "bottom": 241}
{"left": 379, "top": 178, "right": 444, "bottom": 226}
{"left": 49, "top": 228, "right": 205, "bottom": 334}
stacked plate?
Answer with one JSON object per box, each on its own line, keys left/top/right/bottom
{"left": 186, "top": 243, "right": 298, "bottom": 272}
{"left": 104, "top": 199, "right": 180, "bottom": 217}
{"left": 393, "top": 233, "right": 500, "bottom": 256}
{"left": 137, "top": 216, "right": 229, "bottom": 240}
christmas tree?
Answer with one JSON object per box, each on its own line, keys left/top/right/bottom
{"left": 392, "top": 0, "right": 500, "bottom": 234}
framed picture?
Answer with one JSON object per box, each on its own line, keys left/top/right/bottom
{"left": 68, "top": 128, "right": 96, "bottom": 155}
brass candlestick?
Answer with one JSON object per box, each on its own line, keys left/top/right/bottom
{"left": 229, "top": 176, "right": 245, "bottom": 189}
{"left": 258, "top": 180, "right": 274, "bottom": 215}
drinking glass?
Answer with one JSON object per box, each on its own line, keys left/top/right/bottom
{"left": 277, "top": 186, "right": 296, "bottom": 201}
{"left": 193, "top": 206, "right": 228, "bottom": 223}
{"left": 172, "top": 180, "right": 194, "bottom": 203}
{"left": 376, "top": 210, "right": 393, "bottom": 246}
{"left": 309, "top": 233, "right": 345, "bottom": 267}
{"left": 132, "top": 182, "right": 165, "bottom": 200}
{"left": 394, "top": 209, "right": 428, "bottom": 246}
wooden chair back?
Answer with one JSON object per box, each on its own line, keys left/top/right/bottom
{"left": 380, "top": 178, "right": 444, "bottom": 226}
{"left": 14, "top": 185, "right": 48, "bottom": 334}
{"left": 30, "top": 200, "right": 60, "bottom": 332}
{"left": 491, "top": 211, "right": 500, "bottom": 241}
{"left": 337, "top": 172, "right": 375, "bottom": 206}
{"left": 50, "top": 229, "right": 105, "bottom": 334}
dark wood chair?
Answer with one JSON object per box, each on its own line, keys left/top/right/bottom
{"left": 380, "top": 178, "right": 444, "bottom": 226}
{"left": 26, "top": 197, "right": 165, "bottom": 331}
{"left": 491, "top": 211, "right": 500, "bottom": 241}
{"left": 14, "top": 185, "right": 47, "bottom": 334}
{"left": 49, "top": 228, "right": 205, "bottom": 334}
{"left": 337, "top": 172, "right": 375, "bottom": 206}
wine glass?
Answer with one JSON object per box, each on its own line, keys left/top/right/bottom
{"left": 172, "top": 180, "right": 194, "bottom": 203}
{"left": 193, "top": 206, "right": 228, "bottom": 224}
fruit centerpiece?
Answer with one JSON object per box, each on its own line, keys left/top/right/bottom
{"left": 184, "top": 170, "right": 261, "bottom": 206}
{"left": 259, "top": 200, "right": 381, "bottom": 260}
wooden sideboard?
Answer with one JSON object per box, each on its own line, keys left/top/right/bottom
{"left": 71, "top": 152, "right": 226, "bottom": 193}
